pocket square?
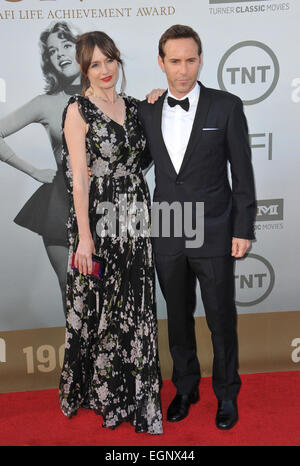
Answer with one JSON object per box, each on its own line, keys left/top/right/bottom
{"left": 202, "top": 128, "right": 219, "bottom": 131}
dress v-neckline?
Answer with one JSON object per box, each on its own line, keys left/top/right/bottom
{"left": 85, "top": 95, "right": 127, "bottom": 128}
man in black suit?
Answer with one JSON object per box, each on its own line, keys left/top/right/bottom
{"left": 138, "top": 25, "right": 256, "bottom": 430}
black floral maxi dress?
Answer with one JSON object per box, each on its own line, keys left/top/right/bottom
{"left": 59, "top": 95, "right": 163, "bottom": 435}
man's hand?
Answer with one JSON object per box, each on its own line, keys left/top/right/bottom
{"left": 231, "top": 237, "right": 251, "bottom": 258}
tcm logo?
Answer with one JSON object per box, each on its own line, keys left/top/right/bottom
{"left": 0, "top": 79, "right": 6, "bottom": 103}
{"left": 234, "top": 253, "right": 275, "bottom": 307}
{"left": 291, "top": 78, "right": 300, "bottom": 103}
{"left": 218, "top": 40, "right": 280, "bottom": 105}
{"left": 291, "top": 338, "right": 300, "bottom": 363}
{"left": 0, "top": 338, "right": 6, "bottom": 363}
{"left": 256, "top": 199, "right": 283, "bottom": 222}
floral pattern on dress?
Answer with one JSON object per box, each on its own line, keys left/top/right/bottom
{"left": 59, "top": 94, "right": 163, "bottom": 435}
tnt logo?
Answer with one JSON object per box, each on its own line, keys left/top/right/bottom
{"left": 0, "top": 338, "right": 6, "bottom": 363}
{"left": 227, "top": 65, "right": 270, "bottom": 84}
{"left": 0, "top": 79, "right": 6, "bottom": 103}
{"left": 218, "top": 41, "right": 280, "bottom": 105}
{"left": 256, "top": 199, "right": 283, "bottom": 222}
{"left": 234, "top": 253, "right": 275, "bottom": 307}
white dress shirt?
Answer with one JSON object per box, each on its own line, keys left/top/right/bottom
{"left": 161, "top": 82, "right": 200, "bottom": 174}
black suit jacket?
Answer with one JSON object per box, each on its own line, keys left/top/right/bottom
{"left": 138, "top": 82, "right": 256, "bottom": 257}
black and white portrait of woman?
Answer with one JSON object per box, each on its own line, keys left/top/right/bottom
{"left": 0, "top": 22, "right": 82, "bottom": 316}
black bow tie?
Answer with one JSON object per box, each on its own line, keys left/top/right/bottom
{"left": 167, "top": 96, "right": 190, "bottom": 112}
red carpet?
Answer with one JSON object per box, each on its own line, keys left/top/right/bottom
{"left": 0, "top": 371, "right": 299, "bottom": 446}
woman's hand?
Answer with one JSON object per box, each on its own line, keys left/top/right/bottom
{"left": 74, "top": 237, "right": 96, "bottom": 275}
{"left": 146, "top": 88, "right": 166, "bottom": 104}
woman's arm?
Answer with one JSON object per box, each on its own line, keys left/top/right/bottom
{"left": 0, "top": 95, "right": 55, "bottom": 183}
{"left": 64, "top": 102, "right": 95, "bottom": 275}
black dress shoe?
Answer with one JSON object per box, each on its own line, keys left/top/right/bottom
{"left": 215, "top": 399, "right": 238, "bottom": 430}
{"left": 167, "top": 389, "right": 199, "bottom": 422}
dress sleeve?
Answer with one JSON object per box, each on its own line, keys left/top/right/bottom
{"left": 137, "top": 99, "right": 153, "bottom": 172}
{"left": 61, "top": 94, "right": 89, "bottom": 130}
{"left": 61, "top": 94, "right": 90, "bottom": 195}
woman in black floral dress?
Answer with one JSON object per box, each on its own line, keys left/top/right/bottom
{"left": 59, "top": 31, "right": 163, "bottom": 434}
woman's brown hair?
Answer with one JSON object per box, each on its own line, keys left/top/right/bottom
{"left": 76, "top": 31, "right": 126, "bottom": 95}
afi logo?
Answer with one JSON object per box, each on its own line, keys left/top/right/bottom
{"left": 249, "top": 133, "right": 273, "bottom": 160}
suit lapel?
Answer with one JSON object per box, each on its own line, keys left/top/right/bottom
{"left": 178, "top": 82, "right": 211, "bottom": 175}
{"left": 152, "top": 91, "right": 179, "bottom": 179}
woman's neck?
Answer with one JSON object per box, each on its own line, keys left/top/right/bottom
{"left": 90, "top": 86, "right": 118, "bottom": 103}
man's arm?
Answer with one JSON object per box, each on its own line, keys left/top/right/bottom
{"left": 225, "top": 97, "right": 256, "bottom": 257}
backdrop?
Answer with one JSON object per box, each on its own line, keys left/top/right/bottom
{"left": 0, "top": 0, "right": 299, "bottom": 392}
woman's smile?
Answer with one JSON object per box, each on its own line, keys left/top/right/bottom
{"left": 47, "top": 32, "right": 79, "bottom": 79}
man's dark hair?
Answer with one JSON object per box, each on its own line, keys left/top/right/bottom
{"left": 158, "top": 24, "right": 202, "bottom": 60}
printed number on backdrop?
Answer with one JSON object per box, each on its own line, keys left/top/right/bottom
{"left": 23, "top": 344, "right": 65, "bottom": 374}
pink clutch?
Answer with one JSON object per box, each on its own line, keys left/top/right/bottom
{"left": 71, "top": 252, "right": 105, "bottom": 279}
